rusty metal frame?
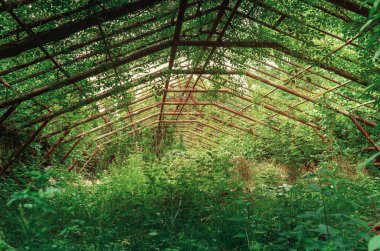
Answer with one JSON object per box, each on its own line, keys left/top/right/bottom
{"left": 223, "top": 53, "right": 377, "bottom": 113}
{"left": 0, "top": 0, "right": 377, "bottom": 168}
{"left": 155, "top": 0, "right": 188, "bottom": 153}
{"left": 169, "top": 69, "right": 376, "bottom": 127}
{"left": 173, "top": 0, "right": 241, "bottom": 121}
{"left": 350, "top": 116, "right": 380, "bottom": 153}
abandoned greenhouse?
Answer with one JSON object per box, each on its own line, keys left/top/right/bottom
{"left": 0, "top": 0, "right": 380, "bottom": 250}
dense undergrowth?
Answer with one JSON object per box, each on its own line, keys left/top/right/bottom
{"left": 1, "top": 0, "right": 380, "bottom": 250}
{"left": 0, "top": 144, "right": 379, "bottom": 250}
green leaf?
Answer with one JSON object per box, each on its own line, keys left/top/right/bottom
{"left": 233, "top": 232, "right": 246, "bottom": 238}
{"left": 148, "top": 231, "right": 158, "bottom": 236}
{"left": 24, "top": 203, "right": 34, "bottom": 209}
{"left": 369, "top": 235, "right": 380, "bottom": 251}
{"left": 358, "top": 153, "right": 380, "bottom": 170}
{"left": 316, "top": 224, "right": 330, "bottom": 235}
{"left": 364, "top": 83, "right": 380, "bottom": 93}
{"left": 316, "top": 224, "right": 339, "bottom": 235}
{"left": 361, "top": 19, "right": 374, "bottom": 32}
{"left": 373, "top": 48, "right": 380, "bottom": 61}
{"left": 371, "top": 123, "right": 380, "bottom": 134}
{"left": 228, "top": 216, "right": 246, "bottom": 222}
{"left": 233, "top": 198, "right": 246, "bottom": 205}
{"left": 307, "top": 184, "right": 321, "bottom": 192}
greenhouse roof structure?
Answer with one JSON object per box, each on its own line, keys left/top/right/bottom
{"left": 0, "top": 0, "right": 379, "bottom": 173}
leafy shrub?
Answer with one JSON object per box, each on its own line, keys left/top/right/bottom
{"left": 0, "top": 150, "right": 378, "bottom": 250}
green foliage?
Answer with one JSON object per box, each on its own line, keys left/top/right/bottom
{"left": 358, "top": 0, "right": 380, "bottom": 171}
{"left": 369, "top": 235, "right": 380, "bottom": 251}
{"left": 0, "top": 149, "right": 378, "bottom": 250}
{"left": 0, "top": 1, "right": 380, "bottom": 250}
{"left": 362, "top": 0, "right": 380, "bottom": 63}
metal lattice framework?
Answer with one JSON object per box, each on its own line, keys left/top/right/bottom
{"left": 0, "top": 0, "right": 379, "bottom": 173}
